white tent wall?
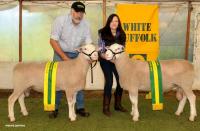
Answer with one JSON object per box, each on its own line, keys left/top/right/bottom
{"left": 0, "top": 0, "right": 17, "bottom": 11}
{"left": 192, "top": 3, "right": 200, "bottom": 90}
{"left": 25, "top": 1, "right": 107, "bottom": 90}
{"left": 21, "top": 1, "right": 103, "bottom": 61}
{"left": 0, "top": 1, "right": 195, "bottom": 62}
{"left": 0, "top": 1, "right": 114, "bottom": 90}
{"left": 0, "top": 1, "right": 200, "bottom": 90}
{"left": 0, "top": 1, "right": 18, "bottom": 61}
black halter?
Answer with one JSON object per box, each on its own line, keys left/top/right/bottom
{"left": 80, "top": 50, "right": 98, "bottom": 84}
{"left": 81, "top": 50, "right": 97, "bottom": 61}
{"left": 108, "top": 48, "right": 124, "bottom": 60}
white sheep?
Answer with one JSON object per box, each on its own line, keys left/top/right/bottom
{"left": 105, "top": 43, "right": 199, "bottom": 122}
{"left": 8, "top": 44, "right": 98, "bottom": 122}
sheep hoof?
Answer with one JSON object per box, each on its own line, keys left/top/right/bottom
{"left": 175, "top": 111, "right": 181, "bottom": 116}
{"left": 132, "top": 117, "right": 139, "bottom": 122}
{"left": 73, "top": 114, "right": 77, "bottom": 119}
{"left": 189, "top": 116, "right": 195, "bottom": 122}
{"left": 22, "top": 111, "right": 28, "bottom": 116}
{"left": 70, "top": 117, "right": 76, "bottom": 122}
{"left": 130, "top": 111, "right": 133, "bottom": 116}
{"left": 9, "top": 117, "right": 16, "bottom": 122}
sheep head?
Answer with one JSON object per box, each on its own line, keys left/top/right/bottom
{"left": 76, "top": 43, "right": 98, "bottom": 62}
{"left": 105, "top": 43, "right": 125, "bottom": 61}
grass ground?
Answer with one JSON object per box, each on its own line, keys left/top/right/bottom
{"left": 0, "top": 93, "right": 200, "bottom": 131}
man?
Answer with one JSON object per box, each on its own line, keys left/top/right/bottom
{"left": 49, "top": 1, "right": 91, "bottom": 118}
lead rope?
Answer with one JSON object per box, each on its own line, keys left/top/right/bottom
{"left": 90, "top": 60, "right": 97, "bottom": 83}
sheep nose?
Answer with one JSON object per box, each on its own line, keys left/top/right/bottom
{"left": 93, "top": 52, "right": 97, "bottom": 57}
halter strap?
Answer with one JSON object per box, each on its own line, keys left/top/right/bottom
{"left": 108, "top": 48, "right": 124, "bottom": 60}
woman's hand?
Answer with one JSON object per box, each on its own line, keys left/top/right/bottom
{"left": 100, "top": 53, "right": 106, "bottom": 59}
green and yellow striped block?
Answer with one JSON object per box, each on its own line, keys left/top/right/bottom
{"left": 148, "top": 60, "right": 164, "bottom": 110}
{"left": 44, "top": 62, "right": 58, "bottom": 111}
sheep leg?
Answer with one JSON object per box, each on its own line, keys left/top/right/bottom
{"left": 128, "top": 94, "right": 134, "bottom": 116}
{"left": 72, "top": 92, "right": 77, "bottom": 119}
{"left": 182, "top": 88, "right": 197, "bottom": 121}
{"left": 8, "top": 90, "right": 23, "bottom": 122}
{"left": 176, "top": 88, "right": 183, "bottom": 101}
{"left": 67, "top": 96, "right": 75, "bottom": 121}
{"left": 65, "top": 91, "right": 76, "bottom": 121}
{"left": 18, "top": 93, "right": 28, "bottom": 116}
{"left": 130, "top": 104, "right": 134, "bottom": 116}
{"left": 129, "top": 95, "right": 135, "bottom": 116}
{"left": 129, "top": 92, "right": 139, "bottom": 121}
{"left": 175, "top": 93, "right": 187, "bottom": 116}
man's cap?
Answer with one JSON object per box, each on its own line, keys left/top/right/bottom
{"left": 71, "top": 1, "right": 85, "bottom": 13}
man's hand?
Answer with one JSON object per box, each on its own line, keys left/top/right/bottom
{"left": 50, "top": 38, "right": 70, "bottom": 61}
{"left": 62, "top": 56, "right": 70, "bottom": 61}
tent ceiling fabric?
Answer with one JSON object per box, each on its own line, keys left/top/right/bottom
{"left": 20, "top": 0, "right": 200, "bottom": 2}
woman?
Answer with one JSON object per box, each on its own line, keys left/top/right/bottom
{"left": 98, "top": 14, "right": 127, "bottom": 116}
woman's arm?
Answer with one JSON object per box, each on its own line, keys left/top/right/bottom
{"left": 98, "top": 32, "right": 107, "bottom": 59}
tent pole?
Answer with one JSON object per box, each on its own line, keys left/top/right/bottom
{"left": 19, "top": 0, "right": 23, "bottom": 62}
{"left": 185, "top": 0, "right": 193, "bottom": 60}
{"left": 103, "top": 0, "right": 106, "bottom": 26}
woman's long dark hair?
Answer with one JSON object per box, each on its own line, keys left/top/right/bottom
{"left": 99, "top": 13, "right": 126, "bottom": 45}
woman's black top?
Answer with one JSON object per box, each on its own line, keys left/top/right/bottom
{"left": 98, "top": 29, "right": 126, "bottom": 56}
